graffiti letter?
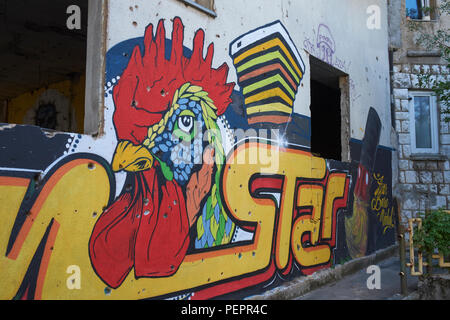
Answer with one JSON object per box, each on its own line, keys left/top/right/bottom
{"left": 0, "top": 158, "right": 112, "bottom": 300}
{"left": 66, "top": 265, "right": 81, "bottom": 290}
{"left": 66, "top": 5, "right": 81, "bottom": 30}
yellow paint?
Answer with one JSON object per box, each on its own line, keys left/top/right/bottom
{"left": 111, "top": 140, "right": 154, "bottom": 172}
{"left": 7, "top": 75, "right": 85, "bottom": 133}
{"left": 273, "top": 150, "right": 326, "bottom": 270}
{"left": 0, "top": 179, "right": 30, "bottom": 299}
{"left": 323, "top": 174, "right": 347, "bottom": 238}
{"left": 246, "top": 103, "right": 293, "bottom": 116}
{"left": 245, "top": 88, "right": 294, "bottom": 106}
{"left": 292, "top": 185, "right": 328, "bottom": 267}
{"left": 40, "top": 162, "right": 111, "bottom": 299}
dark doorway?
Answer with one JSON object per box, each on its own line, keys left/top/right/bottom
{"left": 309, "top": 56, "right": 348, "bottom": 161}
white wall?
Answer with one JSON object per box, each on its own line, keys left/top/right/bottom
{"left": 106, "top": 0, "right": 392, "bottom": 147}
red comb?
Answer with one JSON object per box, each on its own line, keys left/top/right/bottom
{"left": 113, "top": 17, "right": 235, "bottom": 144}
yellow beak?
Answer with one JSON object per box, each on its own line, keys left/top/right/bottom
{"left": 111, "top": 140, "right": 154, "bottom": 172}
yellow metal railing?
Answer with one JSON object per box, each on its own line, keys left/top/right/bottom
{"left": 406, "top": 217, "right": 450, "bottom": 276}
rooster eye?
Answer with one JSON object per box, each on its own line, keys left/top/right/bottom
{"left": 173, "top": 110, "right": 196, "bottom": 142}
{"left": 178, "top": 115, "right": 194, "bottom": 133}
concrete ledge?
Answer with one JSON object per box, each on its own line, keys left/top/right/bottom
{"left": 407, "top": 50, "right": 442, "bottom": 57}
{"left": 410, "top": 153, "right": 448, "bottom": 161}
{"left": 246, "top": 244, "right": 399, "bottom": 300}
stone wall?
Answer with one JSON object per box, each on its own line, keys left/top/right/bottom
{"left": 393, "top": 63, "right": 450, "bottom": 222}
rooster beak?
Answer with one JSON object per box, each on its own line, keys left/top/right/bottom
{"left": 112, "top": 140, "right": 154, "bottom": 172}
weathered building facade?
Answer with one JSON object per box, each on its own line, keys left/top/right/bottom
{"left": 390, "top": 0, "right": 450, "bottom": 222}
{"left": 0, "top": 0, "right": 396, "bottom": 299}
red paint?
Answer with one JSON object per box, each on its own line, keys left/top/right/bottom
{"left": 89, "top": 164, "right": 190, "bottom": 288}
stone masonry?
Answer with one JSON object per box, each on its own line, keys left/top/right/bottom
{"left": 393, "top": 63, "right": 450, "bottom": 222}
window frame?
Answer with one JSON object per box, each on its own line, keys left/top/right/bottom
{"left": 84, "top": 0, "right": 108, "bottom": 135}
{"left": 406, "top": 0, "right": 436, "bottom": 21}
{"left": 409, "top": 91, "right": 439, "bottom": 154}
{"left": 177, "top": 0, "right": 217, "bottom": 17}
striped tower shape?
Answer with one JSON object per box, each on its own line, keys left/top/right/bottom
{"left": 230, "top": 21, "right": 306, "bottom": 125}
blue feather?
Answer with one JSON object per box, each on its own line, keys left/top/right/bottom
{"left": 214, "top": 204, "right": 220, "bottom": 223}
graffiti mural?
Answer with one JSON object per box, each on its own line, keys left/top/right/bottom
{"left": 90, "top": 17, "right": 237, "bottom": 288}
{"left": 0, "top": 17, "right": 395, "bottom": 300}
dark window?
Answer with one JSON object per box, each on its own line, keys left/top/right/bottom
{"left": 0, "top": 0, "right": 88, "bottom": 132}
{"left": 310, "top": 80, "right": 341, "bottom": 161}
{"left": 309, "top": 56, "right": 348, "bottom": 161}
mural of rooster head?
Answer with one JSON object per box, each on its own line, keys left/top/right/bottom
{"left": 89, "top": 17, "right": 236, "bottom": 289}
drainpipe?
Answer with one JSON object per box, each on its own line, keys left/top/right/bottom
{"left": 389, "top": 49, "right": 396, "bottom": 129}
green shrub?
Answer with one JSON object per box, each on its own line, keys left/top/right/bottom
{"left": 413, "top": 208, "right": 450, "bottom": 257}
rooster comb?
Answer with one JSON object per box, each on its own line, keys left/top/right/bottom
{"left": 117, "top": 17, "right": 235, "bottom": 117}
